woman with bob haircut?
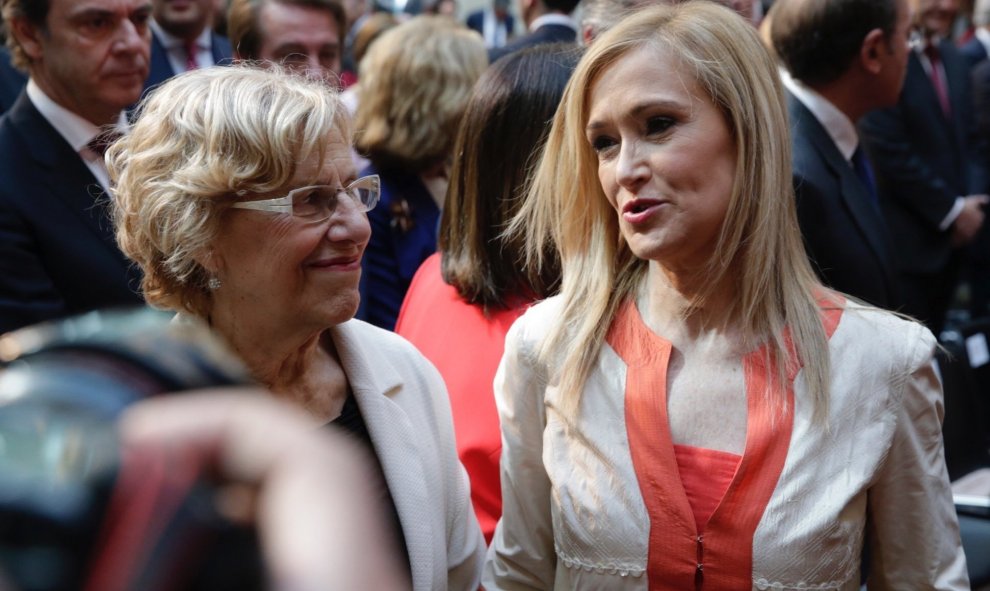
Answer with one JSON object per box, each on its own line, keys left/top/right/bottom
{"left": 353, "top": 16, "right": 487, "bottom": 330}
{"left": 395, "top": 43, "right": 580, "bottom": 542}
{"left": 484, "top": 3, "right": 967, "bottom": 590}
{"left": 108, "top": 64, "right": 485, "bottom": 591}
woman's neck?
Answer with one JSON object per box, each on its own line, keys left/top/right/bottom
{"left": 641, "top": 261, "right": 739, "bottom": 342}
{"left": 208, "top": 307, "right": 349, "bottom": 420}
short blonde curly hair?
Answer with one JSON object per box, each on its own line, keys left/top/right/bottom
{"left": 354, "top": 16, "right": 487, "bottom": 173}
{"left": 108, "top": 64, "right": 351, "bottom": 318}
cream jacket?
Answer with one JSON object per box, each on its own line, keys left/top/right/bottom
{"left": 483, "top": 297, "right": 968, "bottom": 590}
{"left": 329, "top": 319, "right": 486, "bottom": 590}
{"left": 173, "top": 314, "right": 486, "bottom": 590}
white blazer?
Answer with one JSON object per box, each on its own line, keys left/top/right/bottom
{"left": 330, "top": 319, "right": 486, "bottom": 591}
{"left": 484, "top": 296, "right": 968, "bottom": 590}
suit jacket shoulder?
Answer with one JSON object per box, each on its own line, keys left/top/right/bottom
{"left": 488, "top": 22, "right": 576, "bottom": 63}
{"left": 211, "top": 33, "right": 233, "bottom": 64}
{"left": 960, "top": 37, "right": 988, "bottom": 68}
{"left": 466, "top": 10, "right": 484, "bottom": 33}
{"left": 0, "top": 92, "right": 142, "bottom": 333}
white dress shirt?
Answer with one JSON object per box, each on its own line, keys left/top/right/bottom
{"left": 527, "top": 13, "right": 576, "bottom": 33}
{"left": 780, "top": 68, "right": 858, "bottom": 160}
{"left": 975, "top": 27, "right": 990, "bottom": 59}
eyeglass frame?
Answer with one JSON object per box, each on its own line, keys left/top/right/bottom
{"left": 229, "top": 174, "right": 381, "bottom": 221}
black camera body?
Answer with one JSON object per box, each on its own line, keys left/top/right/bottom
{"left": 0, "top": 308, "right": 263, "bottom": 591}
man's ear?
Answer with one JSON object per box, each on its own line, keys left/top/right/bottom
{"left": 9, "top": 16, "right": 45, "bottom": 62}
{"left": 860, "top": 28, "right": 886, "bottom": 75}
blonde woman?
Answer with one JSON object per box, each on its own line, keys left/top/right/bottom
{"left": 109, "top": 64, "right": 484, "bottom": 590}
{"left": 353, "top": 16, "right": 487, "bottom": 330}
{"left": 484, "top": 3, "right": 967, "bottom": 589}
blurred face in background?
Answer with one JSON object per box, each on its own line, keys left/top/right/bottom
{"left": 912, "top": 0, "right": 958, "bottom": 37}
{"left": 153, "top": 0, "right": 214, "bottom": 39}
{"left": 257, "top": 1, "right": 342, "bottom": 83}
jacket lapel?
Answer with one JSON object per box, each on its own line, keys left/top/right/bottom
{"left": 330, "top": 321, "right": 435, "bottom": 591}
{"left": 8, "top": 93, "right": 123, "bottom": 258}
{"left": 795, "top": 99, "right": 895, "bottom": 272}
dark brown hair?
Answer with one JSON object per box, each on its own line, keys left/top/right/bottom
{"left": 2, "top": 0, "right": 50, "bottom": 70}
{"left": 440, "top": 43, "right": 579, "bottom": 311}
{"left": 771, "top": 0, "right": 900, "bottom": 86}
{"left": 227, "top": 0, "right": 346, "bottom": 60}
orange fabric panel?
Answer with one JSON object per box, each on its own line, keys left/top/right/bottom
{"left": 673, "top": 444, "right": 741, "bottom": 533}
{"left": 607, "top": 296, "right": 844, "bottom": 590}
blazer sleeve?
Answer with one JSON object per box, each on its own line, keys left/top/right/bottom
{"left": 865, "top": 324, "right": 970, "bottom": 590}
{"left": 859, "top": 105, "right": 959, "bottom": 230}
{"left": 483, "top": 317, "right": 556, "bottom": 590}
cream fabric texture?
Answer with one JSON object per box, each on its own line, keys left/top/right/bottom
{"left": 483, "top": 297, "right": 968, "bottom": 590}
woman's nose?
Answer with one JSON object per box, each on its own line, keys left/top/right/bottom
{"left": 325, "top": 200, "right": 372, "bottom": 245}
{"left": 615, "top": 141, "right": 650, "bottom": 191}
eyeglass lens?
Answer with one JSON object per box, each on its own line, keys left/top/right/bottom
{"left": 290, "top": 183, "right": 376, "bottom": 219}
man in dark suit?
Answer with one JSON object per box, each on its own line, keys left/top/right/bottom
{"left": 487, "top": 0, "right": 577, "bottom": 63}
{"left": 0, "top": 0, "right": 150, "bottom": 333}
{"left": 144, "top": 0, "right": 232, "bottom": 94}
{"left": 771, "top": 0, "right": 911, "bottom": 309}
{"left": 861, "top": 0, "right": 990, "bottom": 333}
{"left": 466, "top": 0, "right": 514, "bottom": 49}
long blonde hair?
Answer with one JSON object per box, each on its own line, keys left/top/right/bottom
{"left": 513, "top": 2, "right": 835, "bottom": 419}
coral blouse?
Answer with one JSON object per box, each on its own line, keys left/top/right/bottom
{"left": 674, "top": 445, "right": 741, "bottom": 534}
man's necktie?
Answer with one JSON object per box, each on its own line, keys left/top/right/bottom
{"left": 184, "top": 40, "right": 199, "bottom": 71}
{"left": 87, "top": 129, "right": 124, "bottom": 159}
{"left": 851, "top": 144, "right": 879, "bottom": 209}
{"left": 924, "top": 42, "right": 952, "bottom": 117}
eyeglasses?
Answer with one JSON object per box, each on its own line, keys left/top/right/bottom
{"left": 229, "top": 175, "right": 380, "bottom": 222}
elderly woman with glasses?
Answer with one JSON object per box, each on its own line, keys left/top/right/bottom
{"left": 107, "top": 64, "right": 485, "bottom": 591}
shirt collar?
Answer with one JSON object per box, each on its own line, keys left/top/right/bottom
{"left": 150, "top": 18, "right": 211, "bottom": 50}
{"left": 912, "top": 30, "right": 942, "bottom": 53}
{"left": 780, "top": 67, "right": 858, "bottom": 161}
{"left": 529, "top": 13, "right": 576, "bottom": 33}
{"left": 975, "top": 27, "right": 990, "bottom": 56}
{"left": 26, "top": 79, "right": 128, "bottom": 153}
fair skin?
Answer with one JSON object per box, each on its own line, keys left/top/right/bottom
{"left": 255, "top": 2, "right": 342, "bottom": 83}
{"left": 152, "top": 0, "right": 213, "bottom": 40}
{"left": 121, "top": 391, "right": 411, "bottom": 590}
{"left": 586, "top": 45, "right": 747, "bottom": 453}
{"left": 205, "top": 132, "right": 371, "bottom": 421}
{"left": 11, "top": 0, "right": 152, "bottom": 127}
